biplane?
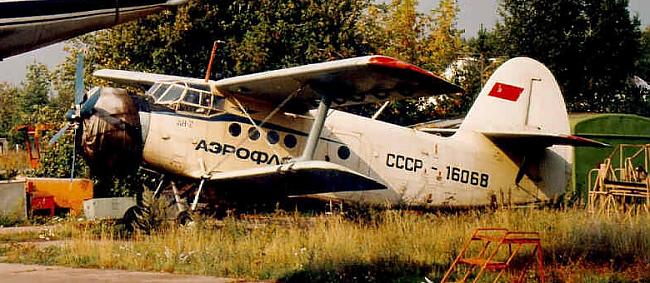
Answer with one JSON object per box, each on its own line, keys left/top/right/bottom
{"left": 51, "top": 55, "right": 606, "bottom": 214}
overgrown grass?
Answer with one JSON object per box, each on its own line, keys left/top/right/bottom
{"left": 2, "top": 209, "right": 649, "bottom": 282}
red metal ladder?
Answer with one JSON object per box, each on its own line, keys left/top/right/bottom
{"left": 441, "top": 228, "right": 545, "bottom": 283}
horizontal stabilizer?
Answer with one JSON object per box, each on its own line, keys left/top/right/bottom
{"left": 207, "top": 160, "right": 386, "bottom": 196}
{"left": 484, "top": 131, "right": 609, "bottom": 147}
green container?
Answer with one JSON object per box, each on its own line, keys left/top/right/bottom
{"left": 570, "top": 113, "right": 650, "bottom": 203}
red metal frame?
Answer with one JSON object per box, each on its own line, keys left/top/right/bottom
{"left": 441, "top": 227, "right": 545, "bottom": 283}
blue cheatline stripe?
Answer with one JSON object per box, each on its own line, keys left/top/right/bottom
{"left": 148, "top": 111, "right": 345, "bottom": 145}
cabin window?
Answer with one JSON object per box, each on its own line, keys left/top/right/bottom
{"left": 267, "top": 130, "right": 279, "bottom": 144}
{"left": 284, "top": 134, "right": 297, "bottom": 148}
{"left": 248, "top": 127, "right": 260, "bottom": 141}
{"left": 211, "top": 96, "right": 225, "bottom": 110}
{"left": 183, "top": 89, "right": 201, "bottom": 105}
{"left": 337, "top": 146, "right": 350, "bottom": 160}
{"left": 228, "top": 123, "right": 241, "bottom": 137}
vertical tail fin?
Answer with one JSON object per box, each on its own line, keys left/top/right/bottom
{"left": 460, "top": 57, "right": 570, "bottom": 136}
{"left": 460, "top": 57, "right": 574, "bottom": 201}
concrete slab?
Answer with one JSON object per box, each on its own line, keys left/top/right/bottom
{"left": 0, "top": 263, "right": 262, "bottom": 283}
{"left": 0, "top": 180, "right": 27, "bottom": 219}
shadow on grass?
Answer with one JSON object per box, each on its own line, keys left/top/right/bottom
{"left": 278, "top": 258, "right": 449, "bottom": 283}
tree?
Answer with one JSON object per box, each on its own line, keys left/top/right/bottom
{"left": 357, "top": 0, "right": 466, "bottom": 125}
{"left": 422, "top": 0, "right": 464, "bottom": 72}
{"left": 454, "top": 26, "right": 506, "bottom": 109}
{"left": 636, "top": 27, "right": 650, "bottom": 82}
{"left": 496, "top": 0, "right": 641, "bottom": 113}
{"left": 0, "top": 83, "right": 19, "bottom": 140}
{"left": 76, "top": 0, "right": 372, "bottom": 82}
{"left": 17, "top": 63, "right": 51, "bottom": 119}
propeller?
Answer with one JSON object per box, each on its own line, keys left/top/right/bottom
{"left": 47, "top": 54, "right": 142, "bottom": 178}
{"left": 47, "top": 54, "right": 103, "bottom": 180}
{"left": 49, "top": 54, "right": 91, "bottom": 145}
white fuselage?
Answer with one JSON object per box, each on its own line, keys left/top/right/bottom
{"left": 140, "top": 108, "right": 569, "bottom": 207}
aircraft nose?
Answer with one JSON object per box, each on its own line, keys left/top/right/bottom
{"left": 81, "top": 87, "right": 143, "bottom": 176}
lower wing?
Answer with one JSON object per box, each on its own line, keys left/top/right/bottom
{"left": 206, "top": 160, "right": 386, "bottom": 196}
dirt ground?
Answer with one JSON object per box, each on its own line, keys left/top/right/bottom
{"left": 0, "top": 263, "right": 264, "bottom": 283}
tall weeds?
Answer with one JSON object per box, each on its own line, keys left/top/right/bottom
{"left": 3, "top": 209, "right": 649, "bottom": 282}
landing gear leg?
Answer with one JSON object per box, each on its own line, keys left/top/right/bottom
{"left": 171, "top": 181, "right": 192, "bottom": 224}
{"left": 152, "top": 174, "right": 165, "bottom": 198}
{"left": 191, "top": 178, "right": 206, "bottom": 211}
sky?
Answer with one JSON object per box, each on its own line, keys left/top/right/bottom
{"left": 0, "top": 0, "right": 649, "bottom": 85}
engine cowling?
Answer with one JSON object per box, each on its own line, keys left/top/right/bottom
{"left": 81, "top": 87, "right": 143, "bottom": 176}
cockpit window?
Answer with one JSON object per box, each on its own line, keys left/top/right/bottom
{"left": 145, "top": 81, "right": 225, "bottom": 117}
{"left": 158, "top": 84, "right": 185, "bottom": 103}
{"left": 151, "top": 84, "right": 169, "bottom": 100}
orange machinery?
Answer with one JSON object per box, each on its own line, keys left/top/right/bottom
{"left": 26, "top": 178, "right": 93, "bottom": 216}
{"left": 14, "top": 123, "right": 53, "bottom": 169}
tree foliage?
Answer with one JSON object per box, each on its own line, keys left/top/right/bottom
{"left": 18, "top": 63, "right": 51, "bottom": 115}
{"left": 636, "top": 27, "right": 650, "bottom": 84}
{"left": 79, "top": 0, "right": 372, "bottom": 81}
{"left": 0, "top": 83, "right": 19, "bottom": 140}
{"left": 351, "top": 0, "right": 466, "bottom": 125}
{"left": 496, "top": 0, "right": 642, "bottom": 113}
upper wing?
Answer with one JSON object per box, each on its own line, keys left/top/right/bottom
{"left": 94, "top": 55, "right": 463, "bottom": 112}
{"left": 94, "top": 69, "right": 207, "bottom": 89}
{"left": 214, "top": 55, "right": 463, "bottom": 110}
{"left": 206, "top": 160, "right": 386, "bottom": 196}
{"left": 0, "top": 0, "right": 187, "bottom": 59}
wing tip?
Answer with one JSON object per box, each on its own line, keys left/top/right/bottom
{"left": 368, "top": 55, "right": 464, "bottom": 94}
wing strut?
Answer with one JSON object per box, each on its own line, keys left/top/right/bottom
{"left": 295, "top": 97, "right": 331, "bottom": 162}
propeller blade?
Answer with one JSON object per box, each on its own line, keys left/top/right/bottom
{"left": 74, "top": 54, "right": 85, "bottom": 105}
{"left": 48, "top": 123, "right": 70, "bottom": 145}
{"left": 71, "top": 126, "right": 78, "bottom": 180}
{"left": 80, "top": 89, "right": 100, "bottom": 118}
{"left": 74, "top": 121, "right": 84, "bottom": 157}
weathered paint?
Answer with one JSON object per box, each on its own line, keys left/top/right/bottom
{"left": 140, "top": 57, "right": 574, "bottom": 207}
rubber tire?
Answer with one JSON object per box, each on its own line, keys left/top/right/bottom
{"left": 176, "top": 210, "right": 192, "bottom": 225}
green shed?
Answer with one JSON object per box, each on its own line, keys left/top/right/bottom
{"left": 570, "top": 113, "right": 650, "bottom": 202}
